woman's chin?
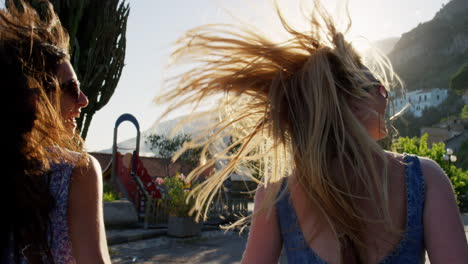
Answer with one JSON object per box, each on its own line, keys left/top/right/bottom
{"left": 65, "top": 123, "right": 77, "bottom": 137}
{"left": 370, "top": 128, "right": 388, "bottom": 141}
{"left": 376, "top": 129, "right": 388, "bottom": 141}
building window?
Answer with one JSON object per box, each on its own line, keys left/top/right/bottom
{"left": 419, "top": 96, "right": 421, "bottom": 102}
{"left": 424, "top": 95, "right": 427, "bottom": 101}
{"left": 437, "top": 95, "right": 440, "bottom": 100}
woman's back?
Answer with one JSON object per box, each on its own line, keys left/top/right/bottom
{"left": 277, "top": 153, "right": 422, "bottom": 263}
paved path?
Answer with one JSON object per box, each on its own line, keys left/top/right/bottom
{"left": 110, "top": 230, "right": 247, "bottom": 264}
{"left": 110, "top": 227, "right": 468, "bottom": 264}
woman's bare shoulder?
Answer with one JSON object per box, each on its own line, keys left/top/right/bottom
{"left": 416, "top": 157, "right": 468, "bottom": 262}
{"left": 385, "top": 151, "right": 448, "bottom": 184}
{"left": 416, "top": 156, "right": 450, "bottom": 186}
{"left": 71, "top": 154, "right": 102, "bottom": 182}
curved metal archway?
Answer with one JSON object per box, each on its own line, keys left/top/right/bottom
{"left": 110, "top": 113, "right": 145, "bottom": 204}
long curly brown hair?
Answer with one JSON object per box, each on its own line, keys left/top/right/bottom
{"left": 0, "top": 1, "right": 84, "bottom": 263}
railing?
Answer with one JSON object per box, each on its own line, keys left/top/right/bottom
{"left": 145, "top": 198, "right": 170, "bottom": 226}
{"left": 206, "top": 193, "right": 249, "bottom": 223}
{"left": 143, "top": 190, "right": 250, "bottom": 227}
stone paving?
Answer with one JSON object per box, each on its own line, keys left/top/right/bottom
{"left": 110, "top": 230, "right": 248, "bottom": 264}
{"left": 109, "top": 223, "right": 468, "bottom": 263}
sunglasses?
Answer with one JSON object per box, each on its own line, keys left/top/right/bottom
{"left": 362, "top": 68, "right": 388, "bottom": 100}
{"left": 376, "top": 84, "right": 388, "bottom": 99}
{"left": 60, "top": 79, "right": 81, "bottom": 101}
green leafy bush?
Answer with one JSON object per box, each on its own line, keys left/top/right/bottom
{"left": 154, "top": 173, "right": 199, "bottom": 217}
{"left": 103, "top": 191, "right": 118, "bottom": 202}
{"left": 391, "top": 134, "right": 468, "bottom": 211}
{"left": 103, "top": 181, "right": 120, "bottom": 202}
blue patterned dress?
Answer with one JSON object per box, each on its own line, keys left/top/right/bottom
{"left": 276, "top": 154, "right": 426, "bottom": 263}
{"left": 7, "top": 162, "right": 76, "bottom": 264}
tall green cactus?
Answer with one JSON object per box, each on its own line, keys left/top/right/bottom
{"left": 14, "top": 0, "right": 130, "bottom": 139}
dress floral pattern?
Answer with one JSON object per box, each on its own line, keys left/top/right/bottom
{"left": 47, "top": 162, "right": 75, "bottom": 264}
{"left": 7, "top": 162, "right": 76, "bottom": 264}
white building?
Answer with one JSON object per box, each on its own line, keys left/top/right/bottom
{"left": 389, "top": 88, "right": 448, "bottom": 117}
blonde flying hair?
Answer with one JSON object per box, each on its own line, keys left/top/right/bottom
{"left": 157, "top": 0, "right": 399, "bottom": 261}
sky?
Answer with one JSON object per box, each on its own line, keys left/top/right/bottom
{"left": 84, "top": 0, "right": 451, "bottom": 152}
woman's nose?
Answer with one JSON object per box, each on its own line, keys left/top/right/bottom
{"left": 77, "top": 90, "right": 89, "bottom": 108}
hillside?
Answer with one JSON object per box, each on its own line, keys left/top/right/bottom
{"left": 97, "top": 114, "right": 216, "bottom": 156}
{"left": 373, "top": 37, "right": 400, "bottom": 55}
{"left": 389, "top": 0, "right": 468, "bottom": 91}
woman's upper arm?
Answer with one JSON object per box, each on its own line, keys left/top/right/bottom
{"left": 421, "top": 157, "right": 468, "bottom": 263}
{"left": 68, "top": 154, "right": 111, "bottom": 264}
{"left": 241, "top": 185, "right": 282, "bottom": 264}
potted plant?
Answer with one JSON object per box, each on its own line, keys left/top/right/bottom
{"left": 155, "top": 173, "right": 202, "bottom": 237}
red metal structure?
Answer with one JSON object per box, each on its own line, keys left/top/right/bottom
{"left": 110, "top": 114, "right": 160, "bottom": 227}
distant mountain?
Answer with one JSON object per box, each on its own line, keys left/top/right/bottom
{"left": 389, "top": 0, "right": 468, "bottom": 91}
{"left": 372, "top": 37, "right": 400, "bottom": 55}
{"left": 97, "top": 114, "right": 215, "bottom": 156}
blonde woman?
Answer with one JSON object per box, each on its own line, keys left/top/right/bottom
{"left": 158, "top": 1, "right": 468, "bottom": 263}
